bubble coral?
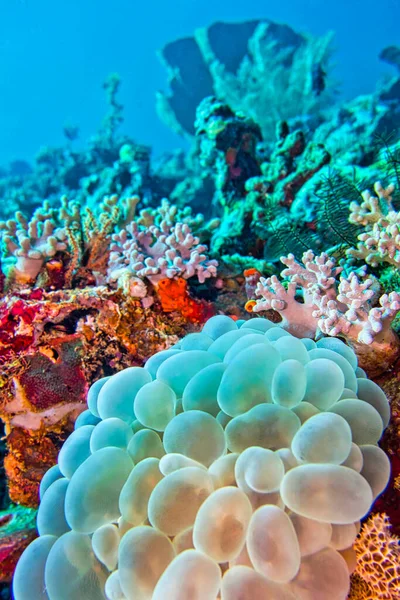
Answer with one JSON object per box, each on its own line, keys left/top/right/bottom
{"left": 13, "top": 315, "right": 392, "bottom": 600}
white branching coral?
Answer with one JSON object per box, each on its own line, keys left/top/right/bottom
{"left": 136, "top": 198, "right": 202, "bottom": 229}
{"left": 136, "top": 198, "right": 219, "bottom": 241}
{"left": 313, "top": 275, "right": 400, "bottom": 345}
{"left": 250, "top": 251, "right": 342, "bottom": 338}
{"left": 280, "top": 250, "right": 342, "bottom": 294}
{"left": 0, "top": 195, "right": 142, "bottom": 287}
{"left": 249, "top": 251, "right": 400, "bottom": 349}
{"left": 0, "top": 195, "right": 218, "bottom": 294}
{"left": 348, "top": 182, "right": 400, "bottom": 267}
{"left": 0, "top": 211, "right": 67, "bottom": 282}
{"left": 107, "top": 212, "right": 218, "bottom": 296}
{"left": 349, "top": 182, "right": 395, "bottom": 227}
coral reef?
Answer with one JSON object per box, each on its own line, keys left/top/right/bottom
{"left": 0, "top": 191, "right": 219, "bottom": 523}
{"left": 0, "top": 78, "right": 166, "bottom": 223}
{"left": 158, "top": 19, "right": 400, "bottom": 170}
{"left": 0, "top": 16, "right": 400, "bottom": 600}
{"left": 193, "top": 96, "right": 332, "bottom": 256}
{"left": 0, "top": 194, "right": 218, "bottom": 300}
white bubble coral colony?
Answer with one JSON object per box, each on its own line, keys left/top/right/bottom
{"left": 13, "top": 315, "right": 392, "bottom": 600}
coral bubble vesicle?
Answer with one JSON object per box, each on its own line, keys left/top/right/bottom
{"left": 192, "top": 486, "right": 253, "bottom": 562}
{"left": 247, "top": 505, "right": 301, "bottom": 582}
{"left": 217, "top": 343, "right": 281, "bottom": 416}
{"left": 12, "top": 316, "right": 392, "bottom": 600}
{"left": 280, "top": 464, "right": 373, "bottom": 524}
{"left": 65, "top": 447, "right": 133, "bottom": 534}
{"left": 163, "top": 410, "right": 226, "bottom": 466}
{"left": 97, "top": 367, "right": 152, "bottom": 423}
{"left": 118, "top": 526, "right": 175, "bottom": 600}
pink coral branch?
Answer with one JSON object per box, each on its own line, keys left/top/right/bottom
{"left": 249, "top": 251, "right": 400, "bottom": 350}
{"left": 107, "top": 212, "right": 218, "bottom": 295}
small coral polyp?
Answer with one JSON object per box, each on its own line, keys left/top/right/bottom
{"left": 13, "top": 315, "right": 391, "bottom": 600}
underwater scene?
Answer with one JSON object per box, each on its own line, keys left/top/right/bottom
{"left": 1, "top": 0, "right": 400, "bottom": 598}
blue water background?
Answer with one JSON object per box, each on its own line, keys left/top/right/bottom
{"left": 0, "top": 0, "right": 399, "bottom": 167}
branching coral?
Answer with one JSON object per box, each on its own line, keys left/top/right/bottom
{"left": 136, "top": 197, "right": 219, "bottom": 243}
{"left": 314, "top": 277, "right": 400, "bottom": 345}
{"left": 0, "top": 195, "right": 140, "bottom": 288}
{"left": 246, "top": 251, "right": 400, "bottom": 369}
{"left": 351, "top": 513, "right": 400, "bottom": 599}
{"left": 107, "top": 202, "right": 218, "bottom": 301}
{"left": 347, "top": 182, "right": 400, "bottom": 268}
{"left": 0, "top": 195, "right": 218, "bottom": 345}
{"left": 247, "top": 250, "right": 342, "bottom": 338}
{"left": 0, "top": 212, "right": 67, "bottom": 283}
{"left": 348, "top": 182, "right": 395, "bottom": 228}
{"left": 61, "top": 194, "right": 140, "bottom": 285}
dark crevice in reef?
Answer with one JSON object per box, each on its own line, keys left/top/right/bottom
{"left": 0, "top": 420, "right": 11, "bottom": 600}
{"left": 0, "top": 420, "right": 9, "bottom": 511}
{"left": 0, "top": 583, "right": 10, "bottom": 600}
